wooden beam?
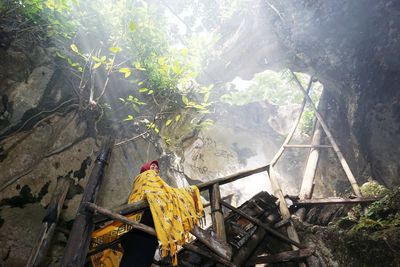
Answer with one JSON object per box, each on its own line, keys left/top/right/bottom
{"left": 293, "top": 197, "right": 381, "bottom": 206}
{"left": 220, "top": 200, "right": 303, "bottom": 249}
{"left": 26, "top": 177, "right": 70, "bottom": 267}
{"left": 209, "top": 183, "right": 227, "bottom": 242}
{"left": 283, "top": 144, "right": 331, "bottom": 148}
{"left": 85, "top": 202, "right": 156, "bottom": 236}
{"left": 291, "top": 70, "right": 361, "bottom": 197}
{"left": 299, "top": 122, "right": 323, "bottom": 200}
{"left": 267, "top": 167, "right": 302, "bottom": 251}
{"left": 246, "top": 248, "right": 315, "bottom": 265}
{"left": 61, "top": 138, "right": 113, "bottom": 267}
{"left": 190, "top": 226, "right": 232, "bottom": 260}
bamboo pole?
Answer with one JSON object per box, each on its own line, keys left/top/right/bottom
{"left": 190, "top": 226, "right": 232, "bottom": 260}
{"left": 270, "top": 77, "right": 313, "bottom": 166}
{"left": 293, "top": 197, "right": 381, "bottom": 206}
{"left": 26, "top": 177, "right": 70, "bottom": 267}
{"left": 291, "top": 70, "right": 361, "bottom": 197}
{"left": 299, "top": 122, "right": 323, "bottom": 200}
{"left": 267, "top": 167, "right": 302, "bottom": 251}
{"left": 209, "top": 183, "right": 227, "bottom": 242}
{"left": 61, "top": 138, "right": 113, "bottom": 267}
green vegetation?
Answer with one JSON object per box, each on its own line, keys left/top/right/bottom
{"left": 220, "top": 69, "right": 323, "bottom": 134}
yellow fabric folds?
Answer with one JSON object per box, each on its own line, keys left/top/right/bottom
{"left": 90, "top": 170, "right": 204, "bottom": 266}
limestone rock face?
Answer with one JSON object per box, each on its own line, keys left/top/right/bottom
{"left": 206, "top": 0, "right": 400, "bottom": 188}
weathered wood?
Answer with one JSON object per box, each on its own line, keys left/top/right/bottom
{"left": 291, "top": 70, "right": 362, "bottom": 197}
{"left": 246, "top": 248, "right": 315, "bottom": 265}
{"left": 198, "top": 164, "right": 269, "bottom": 191}
{"left": 267, "top": 167, "right": 302, "bottom": 251}
{"left": 85, "top": 202, "right": 156, "bottom": 236}
{"left": 299, "top": 122, "right": 323, "bottom": 200}
{"left": 184, "top": 244, "right": 236, "bottom": 267}
{"left": 232, "top": 219, "right": 267, "bottom": 266}
{"left": 26, "top": 177, "right": 70, "bottom": 267}
{"left": 284, "top": 144, "right": 331, "bottom": 148}
{"left": 210, "top": 183, "right": 227, "bottom": 242}
{"left": 61, "top": 138, "right": 113, "bottom": 267}
{"left": 294, "top": 197, "right": 381, "bottom": 206}
{"left": 190, "top": 226, "right": 232, "bottom": 260}
{"left": 220, "top": 200, "right": 303, "bottom": 248}
{"left": 270, "top": 76, "right": 313, "bottom": 167}
{"left": 274, "top": 218, "right": 290, "bottom": 229}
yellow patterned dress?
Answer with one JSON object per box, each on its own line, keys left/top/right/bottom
{"left": 91, "top": 170, "right": 204, "bottom": 266}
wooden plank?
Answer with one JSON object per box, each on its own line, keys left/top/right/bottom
{"left": 294, "top": 197, "right": 381, "bottom": 206}
{"left": 210, "top": 183, "right": 227, "bottom": 242}
{"left": 291, "top": 70, "right": 362, "bottom": 197}
{"left": 61, "top": 138, "right": 113, "bottom": 267}
{"left": 190, "top": 226, "right": 232, "bottom": 260}
{"left": 26, "top": 177, "right": 70, "bottom": 267}
{"left": 246, "top": 248, "right": 315, "bottom": 265}
{"left": 283, "top": 144, "right": 331, "bottom": 148}
{"left": 267, "top": 167, "right": 302, "bottom": 251}
{"left": 220, "top": 200, "right": 303, "bottom": 249}
{"left": 85, "top": 202, "right": 156, "bottom": 236}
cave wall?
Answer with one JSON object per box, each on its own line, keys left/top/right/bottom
{"left": 206, "top": 0, "right": 400, "bottom": 188}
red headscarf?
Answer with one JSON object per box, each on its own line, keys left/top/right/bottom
{"left": 140, "top": 160, "right": 159, "bottom": 173}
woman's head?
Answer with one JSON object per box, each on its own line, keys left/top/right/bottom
{"left": 140, "top": 160, "right": 159, "bottom": 174}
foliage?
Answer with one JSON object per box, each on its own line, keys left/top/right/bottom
{"left": 347, "top": 186, "right": 400, "bottom": 232}
{"left": 219, "top": 69, "right": 323, "bottom": 134}
{"left": 3, "top": 0, "right": 215, "bottom": 145}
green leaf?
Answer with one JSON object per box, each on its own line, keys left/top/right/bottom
{"left": 165, "top": 119, "right": 172, "bottom": 126}
{"left": 124, "top": 115, "right": 134, "bottom": 121}
{"left": 138, "top": 81, "right": 144, "bottom": 86}
{"left": 109, "top": 46, "right": 122, "bottom": 53}
{"left": 70, "top": 44, "right": 79, "bottom": 53}
{"left": 182, "top": 95, "right": 189, "bottom": 105}
{"left": 119, "top": 98, "right": 126, "bottom": 102}
{"left": 129, "top": 21, "right": 136, "bottom": 32}
{"left": 134, "top": 61, "right": 146, "bottom": 71}
{"left": 148, "top": 90, "right": 154, "bottom": 95}
{"left": 139, "top": 88, "right": 148, "bottom": 93}
{"left": 93, "top": 62, "right": 102, "bottom": 69}
{"left": 100, "top": 56, "right": 106, "bottom": 62}
{"left": 92, "top": 56, "right": 101, "bottom": 62}
{"left": 204, "top": 92, "right": 210, "bottom": 102}
{"left": 119, "top": 67, "right": 132, "bottom": 78}
{"left": 175, "top": 114, "right": 181, "bottom": 122}
{"left": 154, "top": 127, "right": 160, "bottom": 134}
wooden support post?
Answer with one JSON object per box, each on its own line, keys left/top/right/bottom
{"left": 267, "top": 167, "right": 302, "bottom": 251}
{"left": 209, "top": 183, "right": 227, "bottom": 242}
{"left": 291, "top": 70, "right": 361, "bottom": 197}
{"left": 26, "top": 177, "right": 70, "bottom": 267}
{"left": 220, "top": 200, "right": 302, "bottom": 248}
{"left": 61, "top": 138, "right": 113, "bottom": 267}
{"left": 246, "top": 248, "right": 315, "bottom": 265}
{"left": 299, "top": 122, "right": 323, "bottom": 200}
